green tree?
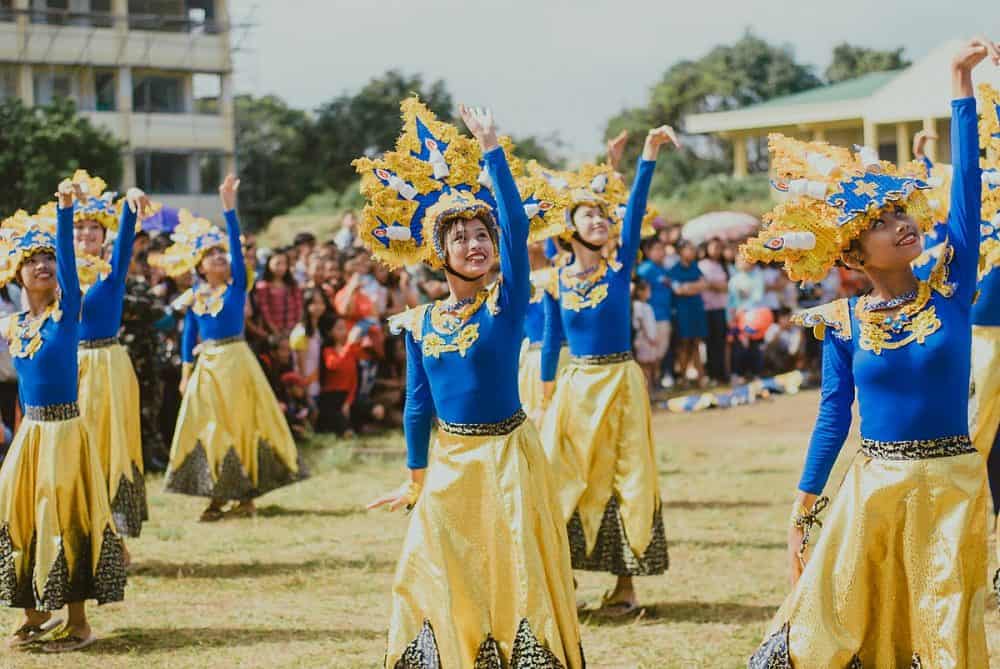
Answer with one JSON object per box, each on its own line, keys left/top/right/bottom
{"left": 0, "top": 97, "right": 123, "bottom": 216}
{"left": 311, "top": 70, "right": 453, "bottom": 191}
{"left": 509, "top": 134, "right": 567, "bottom": 169}
{"left": 234, "top": 93, "right": 314, "bottom": 230}
{"left": 605, "top": 31, "right": 820, "bottom": 188}
{"left": 825, "top": 43, "right": 909, "bottom": 84}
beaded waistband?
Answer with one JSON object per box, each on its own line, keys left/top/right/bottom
{"left": 24, "top": 402, "right": 80, "bottom": 422}
{"left": 79, "top": 336, "right": 119, "bottom": 350}
{"left": 571, "top": 351, "right": 633, "bottom": 366}
{"left": 860, "top": 434, "right": 976, "bottom": 460}
{"left": 202, "top": 335, "right": 244, "bottom": 348}
{"left": 438, "top": 409, "right": 527, "bottom": 437}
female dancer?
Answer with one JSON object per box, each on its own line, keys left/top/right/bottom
{"left": 744, "top": 38, "right": 998, "bottom": 667}
{"left": 68, "top": 171, "right": 151, "bottom": 538}
{"left": 363, "top": 100, "right": 582, "bottom": 668}
{"left": 160, "top": 177, "right": 305, "bottom": 521}
{"left": 540, "top": 127, "right": 677, "bottom": 614}
{"left": 0, "top": 180, "right": 127, "bottom": 652}
{"left": 519, "top": 239, "right": 565, "bottom": 424}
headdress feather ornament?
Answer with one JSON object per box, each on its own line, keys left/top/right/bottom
{"left": 352, "top": 97, "right": 566, "bottom": 269}
{"left": 151, "top": 209, "right": 228, "bottom": 278}
{"left": 740, "top": 134, "right": 931, "bottom": 282}
{"left": 33, "top": 202, "right": 111, "bottom": 285}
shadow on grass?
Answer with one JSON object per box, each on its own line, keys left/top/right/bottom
{"left": 255, "top": 504, "right": 362, "bottom": 519}
{"left": 584, "top": 600, "right": 777, "bottom": 626}
{"left": 77, "top": 626, "right": 384, "bottom": 654}
{"left": 132, "top": 556, "right": 395, "bottom": 579}
{"left": 667, "top": 500, "right": 773, "bottom": 510}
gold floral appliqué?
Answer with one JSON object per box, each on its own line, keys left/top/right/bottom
{"left": 855, "top": 246, "right": 955, "bottom": 355}
{"left": 191, "top": 282, "right": 229, "bottom": 317}
{"left": 4, "top": 301, "right": 63, "bottom": 359}
{"left": 559, "top": 259, "right": 617, "bottom": 312}
{"left": 421, "top": 282, "right": 500, "bottom": 358}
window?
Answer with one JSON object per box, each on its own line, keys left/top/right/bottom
{"left": 132, "top": 74, "right": 185, "bottom": 113}
{"left": 0, "top": 0, "right": 13, "bottom": 22}
{"left": 30, "top": 0, "right": 67, "bottom": 25}
{"left": 33, "top": 70, "right": 77, "bottom": 106}
{"left": 135, "top": 151, "right": 190, "bottom": 194}
{"left": 877, "top": 142, "right": 898, "bottom": 165}
{"left": 198, "top": 153, "right": 222, "bottom": 194}
{"left": 0, "top": 67, "right": 16, "bottom": 101}
{"left": 192, "top": 73, "right": 220, "bottom": 114}
{"left": 128, "top": 0, "right": 186, "bottom": 31}
{"left": 95, "top": 70, "right": 116, "bottom": 111}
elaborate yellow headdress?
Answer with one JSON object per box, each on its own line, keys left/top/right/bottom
{"left": 33, "top": 202, "right": 111, "bottom": 285}
{"left": 0, "top": 210, "right": 57, "bottom": 288}
{"left": 352, "top": 98, "right": 568, "bottom": 269}
{"left": 979, "top": 84, "right": 1000, "bottom": 277}
{"left": 740, "top": 134, "right": 932, "bottom": 282}
{"left": 152, "top": 209, "right": 228, "bottom": 278}
{"left": 65, "top": 169, "right": 121, "bottom": 230}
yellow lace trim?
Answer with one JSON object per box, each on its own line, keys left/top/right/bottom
{"left": 559, "top": 259, "right": 617, "bottom": 312}
{"left": 4, "top": 300, "right": 63, "bottom": 359}
{"left": 191, "top": 282, "right": 229, "bottom": 317}
{"left": 420, "top": 282, "right": 501, "bottom": 358}
{"left": 422, "top": 324, "right": 480, "bottom": 358}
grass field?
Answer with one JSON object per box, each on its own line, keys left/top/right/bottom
{"left": 3, "top": 390, "right": 999, "bottom": 668}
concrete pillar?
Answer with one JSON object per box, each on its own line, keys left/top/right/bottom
{"left": 733, "top": 135, "right": 748, "bottom": 178}
{"left": 862, "top": 119, "right": 878, "bottom": 149}
{"left": 220, "top": 72, "right": 236, "bottom": 175}
{"left": 895, "top": 122, "right": 911, "bottom": 163}
{"left": 922, "top": 117, "right": 938, "bottom": 163}
{"left": 187, "top": 154, "right": 201, "bottom": 195}
{"left": 812, "top": 127, "right": 826, "bottom": 142}
{"left": 117, "top": 66, "right": 134, "bottom": 187}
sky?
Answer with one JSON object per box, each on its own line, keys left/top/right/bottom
{"left": 228, "top": 0, "right": 992, "bottom": 160}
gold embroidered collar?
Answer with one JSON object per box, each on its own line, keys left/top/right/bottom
{"left": 559, "top": 258, "right": 619, "bottom": 312}
{"left": 5, "top": 300, "right": 63, "bottom": 359}
{"left": 422, "top": 282, "right": 500, "bottom": 358}
{"left": 855, "top": 246, "right": 955, "bottom": 354}
{"left": 192, "top": 281, "right": 230, "bottom": 317}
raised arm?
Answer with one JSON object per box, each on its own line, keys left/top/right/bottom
{"left": 219, "top": 175, "right": 247, "bottom": 293}
{"left": 110, "top": 188, "right": 149, "bottom": 283}
{"left": 55, "top": 181, "right": 81, "bottom": 319}
{"left": 948, "top": 40, "right": 999, "bottom": 304}
{"left": 460, "top": 105, "right": 531, "bottom": 314}
{"left": 618, "top": 126, "right": 677, "bottom": 272}
{"left": 540, "top": 290, "right": 564, "bottom": 383}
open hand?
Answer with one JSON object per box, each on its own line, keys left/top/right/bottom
{"left": 606, "top": 130, "right": 629, "bottom": 171}
{"left": 912, "top": 129, "right": 938, "bottom": 159}
{"left": 459, "top": 104, "right": 499, "bottom": 152}
{"left": 125, "top": 187, "right": 153, "bottom": 218}
{"left": 642, "top": 126, "right": 680, "bottom": 161}
{"left": 953, "top": 36, "right": 1000, "bottom": 72}
{"left": 367, "top": 482, "right": 414, "bottom": 512}
{"left": 56, "top": 179, "right": 85, "bottom": 208}
{"left": 219, "top": 174, "right": 240, "bottom": 212}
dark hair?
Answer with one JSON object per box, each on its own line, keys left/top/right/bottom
{"left": 632, "top": 278, "right": 650, "bottom": 299}
{"left": 318, "top": 312, "right": 340, "bottom": 345}
{"left": 640, "top": 237, "right": 664, "bottom": 257}
{"left": 301, "top": 288, "right": 332, "bottom": 337}
{"left": 293, "top": 232, "right": 316, "bottom": 247}
{"left": 150, "top": 235, "right": 171, "bottom": 252}
{"left": 263, "top": 249, "right": 297, "bottom": 287}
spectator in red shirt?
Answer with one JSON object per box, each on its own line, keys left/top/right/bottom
{"left": 333, "top": 271, "right": 374, "bottom": 329}
{"left": 316, "top": 315, "right": 364, "bottom": 437}
{"left": 254, "top": 249, "right": 303, "bottom": 340}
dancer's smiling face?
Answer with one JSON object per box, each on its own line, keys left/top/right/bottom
{"left": 73, "top": 218, "right": 105, "bottom": 257}
{"left": 198, "top": 246, "right": 231, "bottom": 284}
{"left": 19, "top": 251, "right": 57, "bottom": 293}
{"left": 572, "top": 205, "right": 610, "bottom": 246}
{"left": 442, "top": 218, "right": 495, "bottom": 278}
{"left": 851, "top": 205, "right": 923, "bottom": 271}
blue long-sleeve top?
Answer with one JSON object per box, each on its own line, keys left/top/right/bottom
{"left": 637, "top": 259, "right": 673, "bottom": 321}
{"left": 540, "top": 158, "right": 656, "bottom": 381}
{"left": 180, "top": 209, "right": 247, "bottom": 363}
{"left": 12, "top": 206, "right": 81, "bottom": 407}
{"left": 797, "top": 97, "right": 981, "bottom": 495}
{"left": 396, "top": 147, "right": 530, "bottom": 469}
{"left": 80, "top": 204, "right": 137, "bottom": 341}
{"left": 524, "top": 267, "right": 561, "bottom": 345}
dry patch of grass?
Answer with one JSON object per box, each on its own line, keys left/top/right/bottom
{"left": 2, "top": 391, "right": 998, "bottom": 668}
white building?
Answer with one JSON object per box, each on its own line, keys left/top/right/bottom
{"left": 0, "top": 0, "right": 236, "bottom": 215}
{"left": 684, "top": 40, "right": 1000, "bottom": 177}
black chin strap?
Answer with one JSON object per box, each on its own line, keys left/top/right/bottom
{"left": 572, "top": 231, "right": 605, "bottom": 253}
{"left": 443, "top": 264, "right": 488, "bottom": 283}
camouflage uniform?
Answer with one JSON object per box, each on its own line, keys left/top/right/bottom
{"left": 121, "top": 277, "right": 170, "bottom": 472}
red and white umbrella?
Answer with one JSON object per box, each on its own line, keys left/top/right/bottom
{"left": 681, "top": 211, "right": 760, "bottom": 244}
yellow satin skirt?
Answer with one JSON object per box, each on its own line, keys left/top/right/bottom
{"left": 970, "top": 325, "right": 1000, "bottom": 457}
{"left": 78, "top": 341, "right": 147, "bottom": 537}
{"left": 750, "top": 449, "right": 987, "bottom": 668}
{"left": 165, "top": 338, "right": 305, "bottom": 501}
{"left": 518, "top": 341, "right": 569, "bottom": 425}
{"left": 0, "top": 408, "right": 127, "bottom": 610}
{"left": 540, "top": 356, "right": 667, "bottom": 575}
{"left": 386, "top": 415, "right": 584, "bottom": 669}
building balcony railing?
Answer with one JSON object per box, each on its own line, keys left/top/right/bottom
{"left": 81, "top": 110, "right": 233, "bottom": 152}
{"left": 2, "top": 8, "right": 227, "bottom": 34}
